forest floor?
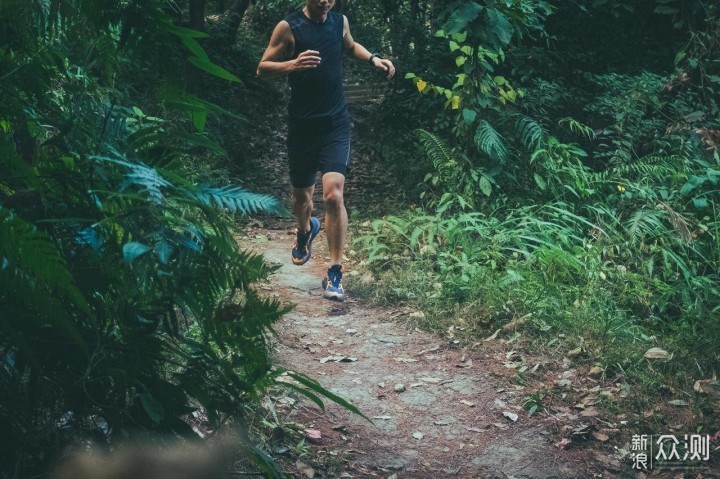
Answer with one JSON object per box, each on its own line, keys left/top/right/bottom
{"left": 234, "top": 93, "right": 716, "bottom": 479}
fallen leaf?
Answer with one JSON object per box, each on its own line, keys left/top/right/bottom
{"left": 296, "top": 460, "right": 315, "bottom": 478}
{"left": 460, "top": 400, "right": 475, "bottom": 407}
{"left": 466, "top": 427, "right": 483, "bottom": 433}
{"left": 320, "top": 355, "right": 346, "bottom": 363}
{"left": 502, "top": 411, "right": 519, "bottom": 422}
{"left": 501, "top": 313, "right": 532, "bottom": 331}
{"left": 592, "top": 432, "right": 609, "bottom": 442}
{"left": 394, "top": 357, "right": 418, "bottom": 363}
{"left": 434, "top": 419, "right": 451, "bottom": 426}
{"left": 412, "top": 431, "right": 424, "bottom": 440}
{"left": 567, "top": 347, "right": 583, "bottom": 357}
{"left": 668, "top": 399, "right": 689, "bottom": 407}
{"left": 693, "top": 377, "right": 718, "bottom": 394}
{"left": 580, "top": 407, "right": 599, "bottom": 417}
{"left": 643, "top": 347, "right": 671, "bottom": 360}
{"left": 588, "top": 365, "right": 604, "bottom": 377}
{"left": 556, "top": 438, "right": 572, "bottom": 449}
{"left": 417, "top": 345, "right": 440, "bottom": 355}
{"left": 485, "top": 328, "right": 501, "bottom": 341}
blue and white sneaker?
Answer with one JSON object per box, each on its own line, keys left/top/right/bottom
{"left": 322, "top": 264, "right": 345, "bottom": 302}
{"left": 292, "top": 217, "right": 321, "bottom": 265}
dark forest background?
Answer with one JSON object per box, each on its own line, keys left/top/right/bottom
{"left": 1, "top": 0, "right": 718, "bottom": 476}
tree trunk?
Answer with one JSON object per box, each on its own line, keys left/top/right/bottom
{"left": 189, "top": 0, "right": 205, "bottom": 30}
{"left": 225, "top": 0, "right": 251, "bottom": 44}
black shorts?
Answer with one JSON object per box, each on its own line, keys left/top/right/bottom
{"left": 287, "top": 113, "right": 352, "bottom": 189}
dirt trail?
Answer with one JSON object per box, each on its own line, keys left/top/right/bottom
{"left": 237, "top": 93, "right": 611, "bottom": 478}
{"left": 249, "top": 228, "right": 598, "bottom": 478}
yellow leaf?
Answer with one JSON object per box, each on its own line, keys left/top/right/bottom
{"left": 417, "top": 80, "right": 427, "bottom": 92}
{"left": 451, "top": 96, "right": 461, "bottom": 110}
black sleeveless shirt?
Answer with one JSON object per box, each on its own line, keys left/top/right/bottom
{"left": 285, "top": 10, "right": 347, "bottom": 121}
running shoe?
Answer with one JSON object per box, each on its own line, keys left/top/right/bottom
{"left": 322, "top": 264, "right": 345, "bottom": 302}
{"left": 291, "top": 217, "right": 320, "bottom": 265}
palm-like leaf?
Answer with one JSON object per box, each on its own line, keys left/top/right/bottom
{"left": 475, "top": 120, "right": 508, "bottom": 162}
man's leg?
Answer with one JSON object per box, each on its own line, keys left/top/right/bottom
{"left": 290, "top": 183, "right": 321, "bottom": 265}
{"left": 321, "top": 172, "right": 347, "bottom": 265}
{"left": 292, "top": 185, "right": 315, "bottom": 233}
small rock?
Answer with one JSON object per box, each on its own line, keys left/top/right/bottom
{"left": 394, "top": 383, "right": 406, "bottom": 393}
{"left": 346, "top": 328, "right": 357, "bottom": 335}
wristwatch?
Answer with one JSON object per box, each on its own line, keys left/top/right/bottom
{"left": 368, "top": 53, "right": 380, "bottom": 65}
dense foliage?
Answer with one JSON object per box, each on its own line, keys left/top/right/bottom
{"left": 354, "top": 0, "right": 719, "bottom": 418}
{"left": 0, "top": 1, "right": 359, "bottom": 477}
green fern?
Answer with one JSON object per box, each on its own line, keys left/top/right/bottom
{"left": 190, "top": 185, "right": 280, "bottom": 215}
{"left": 559, "top": 117, "right": 596, "bottom": 140}
{"left": 417, "top": 128, "right": 456, "bottom": 169}
{"left": 514, "top": 115, "right": 545, "bottom": 151}
{"left": 474, "top": 120, "right": 508, "bottom": 162}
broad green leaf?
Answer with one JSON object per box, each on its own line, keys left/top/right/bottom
{"left": 140, "top": 392, "right": 165, "bottom": 423}
{"left": 479, "top": 176, "right": 492, "bottom": 196}
{"left": 155, "top": 240, "right": 174, "bottom": 264}
{"left": 445, "top": 2, "right": 484, "bottom": 35}
{"left": 188, "top": 56, "right": 241, "bottom": 83}
{"left": 451, "top": 31, "right": 468, "bottom": 43}
{"left": 404, "top": 72, "right": 416, "bottom": 79}
{"left": 486, "top": 9, "right": 513, "bottom": 46}
{"left": 449, "top": 41, "right": 460, "bottom": 52}
{"left": 123, "top": 242, "right": 151, "bottom": 263}
{"left": 456, "top": 56, "right": 466, "bottom": 67}
{"left": 191, "top": 109, "right": 207, "bottom": 132}
{"left": 534, "top": 173, "right": 547, "bottom": 190}
{"left": 673, "top": 51, "right": 686, "bottom": 65}
{"left": 451, "top": 95, "right": 461, "bottom": 110}
{"left": 463, "top": 108, "right": 477, "bottom": 125}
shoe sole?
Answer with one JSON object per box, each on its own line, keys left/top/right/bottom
{"left": 323, "top": 290, "right": 345, "bottom": 302}
{"left": 292, "top": 217, "right": 321, "bottom": 265}
{"left": 321, "top": 277, "right": 345, "bottom": 302}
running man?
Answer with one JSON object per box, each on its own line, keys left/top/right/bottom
{"left": 257, "top": 0, "right": 395, "bottom": 302}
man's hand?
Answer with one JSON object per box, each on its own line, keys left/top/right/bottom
{"left": 372, "top": 57, "right": 396, "bottom": 80}
{"left": 293, "top": 50, "right": 322, "bottom": 72}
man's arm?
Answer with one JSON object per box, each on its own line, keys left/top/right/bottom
{"left": 256, "top": 21, "right": 321, "bottom": 79}
{"left": 343, "top": 15, "right": 395, "bottom": 80}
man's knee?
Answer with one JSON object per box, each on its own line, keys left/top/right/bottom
{"left": 323, "top": 187, "right": 344, "bottom": 210}
{"left": 293, "top": 187, "right": 313, "bottom": 206}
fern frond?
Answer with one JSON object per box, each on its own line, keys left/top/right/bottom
{"left": 559, "top": 117, "right": 596, "bottom": 140}
{"left": 474, "top": 120, "right": 508, "bottom": 162}
{"left": 625, "top": 209, "right": 665, "bottom": 240}
{"left": 94, "top": 155, "right": 172, "bottom": 204}
{"left": 0, "top": 207, "right": 91, "bottom": 344}
{"left": 595, "top": 155, "right": 690, "bottom": 182}
{"left": 514, "top": 115, "right": 545, "bottom": 151}
{"left": 190, "top": 186, "right": 280, "bottom": 215}
{"left": 417, "top": 129, "right": 456, "bottom": 170}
